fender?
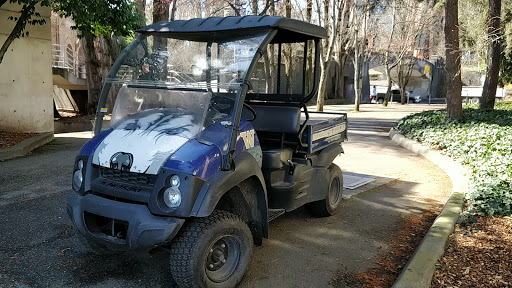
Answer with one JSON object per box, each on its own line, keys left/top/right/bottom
{"left": 308, "top": 143, "right": 344, "bottom": 203}
{"left": 314, "top": 142, "right": 344, "bottom": 167}
{"left": 190, "top": 151, "right": 269, "bottom": 236}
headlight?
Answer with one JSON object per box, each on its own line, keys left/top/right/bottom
{"left": 170, "top": 175, "right": 180, "bottom": 187}
{"left": 163, "top": 187, "right": 182, "bottom": 208}
{"left": 73, "top": 159, "right": 84, "bottom": 191}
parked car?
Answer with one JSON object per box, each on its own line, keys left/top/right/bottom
{"left": 406, "top": 91, "right": 423, "bottom": 103}
{"left": 373, "top": 89, "right": 423, "bottom": 104}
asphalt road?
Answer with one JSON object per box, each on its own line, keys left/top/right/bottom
{"left": 0, "top": 104, "right": 451, "bottom": 288}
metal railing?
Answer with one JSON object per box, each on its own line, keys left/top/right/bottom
{"left": 51, "top": 44, "right": 86, "bottom": 79}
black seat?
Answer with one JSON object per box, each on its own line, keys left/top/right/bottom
{"left": 244, "top": 105, "right": 301, "bottom": 134}
{"left": 242, "top": 104, "right": 305, "bottom": 151}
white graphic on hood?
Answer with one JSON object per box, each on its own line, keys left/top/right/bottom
{"left": 93, "top": 109, "right": 199, "bottom": 175}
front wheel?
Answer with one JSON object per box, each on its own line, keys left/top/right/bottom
{"left": 306, "top": 164, "right": 344, "bottom": 217}
{"left": 169, "top": 210, "right": 253, "bottom": 288}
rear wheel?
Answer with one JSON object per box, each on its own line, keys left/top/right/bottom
{"left": 306, "top": 164, "right": 343, "bottom": 217}
{"left": 169, "top": 210, "right": 252, "bottom": 288}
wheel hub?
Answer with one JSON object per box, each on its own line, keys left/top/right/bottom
{"left": 205, "top": 236, "right": 241, "bottom": 283}
{"left": 329, "top": 176, "right": 341, "bottom": 206}
{"left": 207, "top": 242, "right": 228, "bottom": 271}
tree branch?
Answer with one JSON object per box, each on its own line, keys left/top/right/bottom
{"left": 259, "top": 0, "right": 278, "bottom": 16}
{"left": 0, "top": 2, "right": 37, "bottom": 64}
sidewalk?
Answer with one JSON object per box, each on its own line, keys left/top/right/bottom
{"left": 323, "top": 103, "right": 465, "bottom": 288}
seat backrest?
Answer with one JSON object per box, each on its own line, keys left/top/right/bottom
{"left": 243, "top": 105, "right": 301, "bottom": 134}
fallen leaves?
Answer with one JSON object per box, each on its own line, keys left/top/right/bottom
{"left": 0, "top": 131, "right": 37, "bottom": 149}
{"left": 356, "top": 206, "right": 442, "bottom": 288}
{"left": 432, "top": 216, "right": 512, "bottom": 287}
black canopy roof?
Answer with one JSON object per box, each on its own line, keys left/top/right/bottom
{"left": 139, "top": 16, "right": 327, "bottom": 43}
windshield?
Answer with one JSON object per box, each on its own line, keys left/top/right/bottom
{"left": 102, "top": 33, "right": 266, "bottom": 135}
{"left": 111, "top": 86, "right": 211, "bottom": 139}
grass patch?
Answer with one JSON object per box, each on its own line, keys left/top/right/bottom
{"left": 396, "top": 102, "right": 512, "bottom": 217}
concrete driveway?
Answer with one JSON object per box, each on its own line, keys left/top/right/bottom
{"left": 0, "top": 104, "right": 450, "bottom": 287}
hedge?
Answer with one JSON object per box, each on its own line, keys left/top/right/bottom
{"left": 396, "top": 103, "right": 512, "bottom": 217}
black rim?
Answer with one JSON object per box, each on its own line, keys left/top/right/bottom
{"left": 328, "top": 176, "right": 341, "bottom": 206}
{"left": 205, "top": 235, "right": 241, "bottom": 283}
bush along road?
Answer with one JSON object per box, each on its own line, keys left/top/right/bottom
{"left": 395, "top": 102, "right": 512, "bottom": 287}
{"left": 396, "top": 102, "right": 512, "bottom": 218}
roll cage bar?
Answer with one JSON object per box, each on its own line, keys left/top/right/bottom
{"left": 94, "top": 16, "right": 327, "bottom": 170}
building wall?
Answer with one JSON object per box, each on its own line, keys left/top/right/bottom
{"left": 0, "top": 3, "right": 53, "bottom": 133}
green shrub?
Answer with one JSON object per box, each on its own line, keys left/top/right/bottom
{"left": 396, "top": 102, "right": 512, "bottom": 216}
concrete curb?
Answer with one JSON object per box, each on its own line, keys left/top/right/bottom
{"left": 0, "top": 132, "right": 54, "bottom": 161}
{"left": 389, "top": 129, "right": 467, "bottom": 288}
{"left": 54, "top": 119, "right": 110, "bottom": 134}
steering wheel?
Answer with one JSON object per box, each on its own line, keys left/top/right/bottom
{"left": 210, "top": 95, "right": 256, "bottom": 121}
{"left": 210, "top": 95, "right": 235, "bottom": 114}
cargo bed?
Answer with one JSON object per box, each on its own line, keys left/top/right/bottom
{"left": 301, "top": 111, "right": 347, "bottom": 154}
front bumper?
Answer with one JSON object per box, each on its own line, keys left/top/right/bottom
{"left": 67, "top": 192, "right": 185, "bottom": 253}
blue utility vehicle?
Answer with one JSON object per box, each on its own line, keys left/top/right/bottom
{"left": 67, "top": 16, "right": 347, "bottom": 288}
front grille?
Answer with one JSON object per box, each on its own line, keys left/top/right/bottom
{"left": 99, "top": 167, "right": 157, "bottom": 187}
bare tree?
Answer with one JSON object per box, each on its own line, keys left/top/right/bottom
{"left": 480, "top": 0, "right": 502, "bottom": 110}
{"left": 351, "top": 1, "right": 373, "bottom": 112}
{"left": 396, "top": 57, "right": 415, "bottom": 104}
{"left": 377, "top": 0, "right": 429, "bottom": 106}
{"left": 332, "top": 0, "right": 355, "bottom": 102}
{"left": 444, "top": 0, "right": 463, "bottom": 118}
{"left": 316, "top": 0, "right": 344, "bottom": 111}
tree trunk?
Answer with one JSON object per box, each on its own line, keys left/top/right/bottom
{"left": 82, "top": 33, "right": 102, "bottom": 114}
{"left": 444, "top": 0, "right": 462, "bottom": 118}
{"left": 382, "top": 2, "right": 397, "bottom": 107}
{"left": 153, "top": 0, "right": 170, "bottom": 56}
{"left": 316, "top": 56, "right": 331, "bottom": 111}
{"left": 316, "top": 0, "right": 331, "bottom": 111}
{"left": 153, "top": 0, "right": 170, "bottom": 23}
{"left": 252, "top": 0, "right": 258, "bottom": 15}
{"left": 306, "top": 0, "right": 313, "bottom": 94}
{"left": 337, "top": 53, "right": 348, "bottom": 99}
{"left": 397, "top": 60, "right": 404, "bottom": 104}
{"left": 400, "top": 86, "right": 406, "bottom": 105}
{"left": 383, "top": 58, "right": 393, "bottom": 106}
{"left": 397, "top": 58, "right": 415, "bottom": 105}
{"left": 354, "top": 33, "right": 360, "bottom": 112}
{"left": 170, "top": 0, "right": 177, "bottom": 21}
{"left": 263, "top": 50, "right": 272, "bottom": 93}
{"left": 480, "top": 0, "right": 501, "bottom": 110}
{"left": 284, "top": 0, "right": 293, "bottom": 94}
{"left": 101, "top": 36, "right": 117, "bottom": 109}
{"left": 134, "top": 0, "right": 146, "bottom": 17}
